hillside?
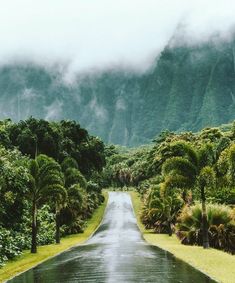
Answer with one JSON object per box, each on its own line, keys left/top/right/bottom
{"left": 0, "top": 37, "right": 235, "bottom": 146}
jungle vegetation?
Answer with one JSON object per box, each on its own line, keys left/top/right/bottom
{"left": 1, "top": 116, "right": 235, "bottom": 267}
{"left": 102, "top": 121, "right": 235, "bottom": 253}
{"left": 0, "top": 118, "right": 106, "bottom": 266}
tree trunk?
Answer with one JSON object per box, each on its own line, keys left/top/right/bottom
{"left": 167, "top": 220, "right": 172, "bottom": 237}
{"left": 55, "top": 206, "right": 60, "bottom": 244}
{"left": 31, "top": 199, "right": 37, "bottom": 253}
{"left": 201, "top": 187, "right": 209, "bottom": 249}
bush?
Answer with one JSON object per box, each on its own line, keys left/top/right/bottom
{"left": 176, "top": 203, "right": 235, "bottom": 253}
{"left": 207, "top": 187, "right": 235, "bottom": 205}
{"left": 141, "top": 185, "right": 183, "bottom": 234}
{"left": 0, "top": 228, "right": 22, "bottom": 267}
{"left": 37, "top": 205, "right": 56, "bottom": 245}
{"left": 61, "top": 217, "right": 85, "bottom": 235}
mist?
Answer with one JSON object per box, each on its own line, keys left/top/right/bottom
{"left": 1, "top": 0, "right": 235, "bottom": 78}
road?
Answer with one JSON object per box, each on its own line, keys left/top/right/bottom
{"left": 9, "top": 192, "right": 216, "bottom": 283}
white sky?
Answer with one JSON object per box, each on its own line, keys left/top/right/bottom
{"left": 1, "top": 0, "right": 235, "bottom": 75}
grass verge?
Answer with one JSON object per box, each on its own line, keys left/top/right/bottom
{"left": 0, "top": 192, "right": 108, "bottom": 283}
{"left": 130, "top": 191, "right": 235, "bottom": 283}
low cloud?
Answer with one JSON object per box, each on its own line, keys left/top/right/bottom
{"left": 116, "top": 98, "right": 126, "bottom": 111}
{"left": 20, "top": 88, "right": 39, "bottom": 100}
{"left": 1, "top": 0, "right": 235, "bottom": 77}
{"left": 89, "top": 97, "right": 108, "bottom": 122}
{"left": 44, "top": 99, "right": 63, "bottom": 120}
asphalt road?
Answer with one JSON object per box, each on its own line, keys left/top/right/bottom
{"left": 9, "top": 192, "right": 216, "bottom": 283}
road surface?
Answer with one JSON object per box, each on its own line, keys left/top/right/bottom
{"left": 9, "top": 192, "right": 216, "bottom": 283}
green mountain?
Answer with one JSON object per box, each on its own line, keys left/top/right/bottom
{"left": 0, "top": 37, "right": 235, "bottom": 146}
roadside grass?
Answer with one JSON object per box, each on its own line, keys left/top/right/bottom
{"left": 130, "top": 191, "right": 235, "bottom": 283}
{"left": 0, "top": 192, "right": 108, "bottom": 283}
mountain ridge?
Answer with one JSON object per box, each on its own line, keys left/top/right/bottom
{"left": 0, "top": 37, "right": 235, "bottom": 146}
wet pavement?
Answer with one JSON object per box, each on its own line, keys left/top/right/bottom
{"left": 8, "top": 192, "right": 216, "bottom": 283}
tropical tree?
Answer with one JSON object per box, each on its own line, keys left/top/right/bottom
{"left": 60, "top": 184, "right": 85, "bottom": 234}
{"left": 141, "top": 184, "right": 183, "bottom": 235}
{"left": 176, "top": 203, "right": 235, "bottom": 253}
{"left": 228, "top": 144, "right": 235, "bottom": 185}
{"left": 162, "top": 141, "right": 216, "bottom": 248}
{"left": 61, "top": 157, "right": 88, "bottom": 232}
{"left": 64, "top": 168, "right": 87, "bottom": 189}
{"left": 28, "top": 154, "right": 67, "bottom": 253}
{"left": 217, "top": 144, "right": 235, "bottom": 189}
{"left": 197, "top": 166, "right": 216, "bottom": 248}
{"left": 0, "top": 147, "right": 29, "bottom": 230}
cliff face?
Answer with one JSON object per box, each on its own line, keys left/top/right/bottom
{"left": 0, "top": 38, "right": 235, "bottom": 146}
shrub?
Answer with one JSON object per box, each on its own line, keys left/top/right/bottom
{"left": 37, "top": 205, "right": 56, "bottom": 245}
{"left": 176, "top": 203, "right": 235, "bottom": 253}
{"left": 141, "top": 185, "right": 183, "bottom": 234}
{"left": 0, "top": 228, "right": 22, "bottom": 267}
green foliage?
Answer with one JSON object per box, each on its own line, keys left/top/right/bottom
{"left": 2, "top": 38, "right": 235, "bottom": 147}
{"left": 176, "top": 203, "right": 235, "bottom": 253}
{"left": 60, "top": 184, "right": 86, "bottom": 234}
{"left": 64, "top": 168, "right": 87, "bottom": 189}
{"left": 162, "top": 157, "right": 197, "bottom": 183}
{"left": 28, "top": 154, "right": 67, "bottom": 252}
{"left": 103, "top": 121, "right": 235, "bottom": 253}
{"left": 28, "top": 154, "right": 66, "bottom": 203}
{"left": 61, "top": 157, "right": 78, "bottom": 172}
{"left": 141, "top": 185, "right": 183, "bottom": 234}
{"left": 0, "top": 118, "right": 106, "bottom": 263}
{"left": 36, "top": 205, "right": 56, "bottom": 245}
{"left": 0, "top": 147, "right": 29, "bottom": 229}
{"left": 8, "top": 118, "right": 105, "bottom": 177}
{"left": 198, "top": 166, "right": 216, "bottom": 191}
{"left": 0, "top": 228, "right": 21, "bottom": 267}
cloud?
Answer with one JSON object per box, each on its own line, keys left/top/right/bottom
{"left": 1, "top": 0, "right": 235, "bottom": 76}
{"left": 20, "top": 88, "right": 39, "bottom": 100}
{"left": 116, "top": 98, "right": 126, "bottom": 111}
{"left": 44, "top": 99, "right": 63, "bottom": 120}
{"left": 89, "top": 97, "right": 108, "bottom": 121}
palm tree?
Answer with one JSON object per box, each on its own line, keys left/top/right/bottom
{"left": 217, "top": 143, "right": 235, "bottom": 188}
{"left": 60, "top": 184, "right": 85, "bottom": 234}
{"left": 61, "top": 157, "right": 88, "bottom": 232}
{"left": 162, "top": 141, "right": 215, "bottom": 248}
{"left": 197, "top": 166, "right": 215, "bottom": 248}
{"left": 141, "top": 185, "right": 183, "bottom": 235}
{"left": 28, "top": 154, "right": 67, "bottom": 253}
{"left": 228, "top": 144, "right": 235, "bottom": 185}
{"left": 176, "top": 203, "right": 235, "bottom": 253}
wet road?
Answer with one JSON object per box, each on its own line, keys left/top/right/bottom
{"left": 8, "top": 192, "right": 216, "bottom": 283}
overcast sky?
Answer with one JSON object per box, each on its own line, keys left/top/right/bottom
{"left": 1, "top": 0, "right": 235, "bottom": 77}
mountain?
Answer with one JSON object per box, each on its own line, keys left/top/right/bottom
{"left": 0, "top": 36, "right": 235, "bottom": 146}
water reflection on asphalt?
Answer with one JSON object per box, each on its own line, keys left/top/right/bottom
{"left": 8, "top": 192, "right": 216, "bottom": 283}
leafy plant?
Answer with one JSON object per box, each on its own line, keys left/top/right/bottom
{"left": 0, "top": 228, "right": 22, "bottom": 267}
{"left": 176, "top": 203, "right": 235, "bottom": 253}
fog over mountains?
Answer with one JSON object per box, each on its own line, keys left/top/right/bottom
{"left": 1, "top": 33, "right": 235, "bottom": 146}
{"left": 1, "top": 1, "right": 235, "bottom": 145}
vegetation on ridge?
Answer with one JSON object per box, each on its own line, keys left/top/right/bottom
{"left": 1, "top": 38, "right": 235, "bottom": 146}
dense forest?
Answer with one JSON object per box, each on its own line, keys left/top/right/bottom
{"left": 102, "top": 121, "right": 235, "bottom": 253}
{"left": 1, "top": 35, "right": 235, "bottom": 146}
{"left": 0, "top": 118, "right": 106, "bottom": 266}
{"left": 1, "top": 117, "right": 235, "bottom": 268}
